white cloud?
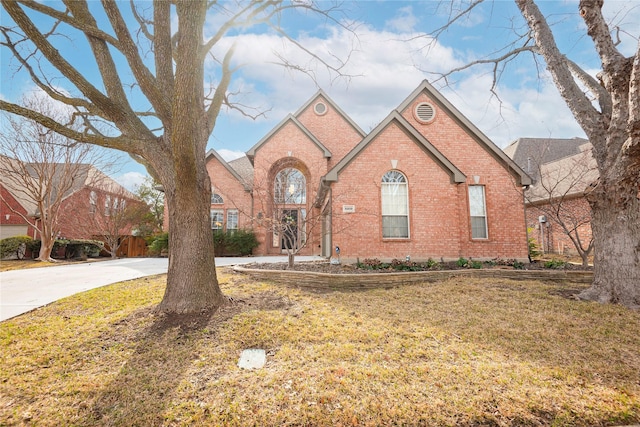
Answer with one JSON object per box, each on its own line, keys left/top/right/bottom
{"left": 115, "top": 171, "right": 147, "bottom": 192}
{"left": 385, "top": 6, "right": 418, "bottom": 33}
{"left": 217, "top": 148, "right": 245, "bottom": 161}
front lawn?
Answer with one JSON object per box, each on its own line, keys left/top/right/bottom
{"left": 1, "top": 270, "right": 638, "bottom": 426}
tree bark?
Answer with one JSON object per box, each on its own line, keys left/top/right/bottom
{"left": 580, "top": 180, "right": 640, "bottom": 308}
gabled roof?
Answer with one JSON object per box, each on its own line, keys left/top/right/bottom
{"left": 206, "top": 150, "right": 252, "bottom": 191}
{"left": 293, "top": 89, "right": 366, "bottom": 138}
{"left": 397, "top": 80, "right": 532, "bottom": 186}
{"left": 503, "top": 137, "right": 589, "bottom": 182}
{"left": 246, "top": 114, "right": 332, "bottom": 163}
{"left": 324, "top": 110, "right": 466, "bottom": 184}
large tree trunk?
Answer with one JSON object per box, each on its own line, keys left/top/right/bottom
{"left": 157, "top": 178, "right": 225, "bottom": 314}
{"left": 154, "top": 1, "right": 226, "bottom": 314}
{"left": 579, "top": 181, "right": 640, "bottom": 308}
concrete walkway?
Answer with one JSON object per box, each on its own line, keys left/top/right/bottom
{"left": 0, "top": 255, "right": 322, "bottom": 322}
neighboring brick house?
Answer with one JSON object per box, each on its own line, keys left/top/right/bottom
{"left": 504, "top": 137, "right": 597, "bottom": 255}
{"left": 200, "top": 80, "right": 532, "bottom": 262}
{"left": 0, "top": 157, "right": 146, "bottom": 257}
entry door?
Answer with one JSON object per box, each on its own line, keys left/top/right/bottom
{"left": 281, "top": 209, "right": 298, "bottom": 250}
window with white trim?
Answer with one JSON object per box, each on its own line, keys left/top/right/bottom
{"left": 211, "top": 209, "right": 224, "bottom": 230}
{"left": 211, "top": 193, "right": 223, "bottom": 204}
{"left": 105, "top": 195, "right": 111, "bottom": 216}
{"left": 381, "top": 170, "right": 409, "bottom": 238}
{"left": 469, "top": 185, "right": 488, "bottom": 239}
{"left": 226, "top": 209, "right": 238, "bottom": 234}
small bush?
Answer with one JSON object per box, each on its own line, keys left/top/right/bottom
{"left": 226, "top": 229, "right": 259, "bottom": 256}
{"left": 357, "top": 258, "right": 387, "bottom": 270}
{"left": 148, "top": 232, "right": 169, "bottom": 256}
{"left": 512, "top": 260, "right": 525, "bottom": 270}
{"left": 544, "top": 259, "right": 566, "bottom": 269}
{"left": 456, "top": 257, "right": 469, "bottom": 268}
{"left": 470, "top": 260, "right": 483, "bottom": 269}
{"left": 423, "top": 258, "right": 441, "bottom": 270}
{"left": 0, "top": 235, "right": 33, "bottom": 259}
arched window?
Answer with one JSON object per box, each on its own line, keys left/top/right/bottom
{"left": 274, "top": 168, "right": 306, "bottom": 204}
{"left": 381, "top": 170, "right": 409, "bottom": 238}
{"left": 211, "top": 193, "right": 223, "bottom": 204}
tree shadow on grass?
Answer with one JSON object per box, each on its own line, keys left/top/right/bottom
{"left": 85, "top": 305, "right": 234, "bottom": 426}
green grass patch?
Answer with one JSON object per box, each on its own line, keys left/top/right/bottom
{"left": 1, "top": 271, "right": 639, "bottom": 426}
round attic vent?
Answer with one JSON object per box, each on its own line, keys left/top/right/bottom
{"left": 314, "top": 101, "right": 327, "bottom": 116}
{"left": 414, "top": 102, "right": 436, "bottom": 124}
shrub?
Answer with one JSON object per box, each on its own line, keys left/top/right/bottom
{"left": 544, "top": 259, "right": 566, "bottom": 269}
{"left": 512, "top": 260, "right": 525, "bottom": 270}
{"left": 148, "top": 232, "right": 169, "bottom": 256}
{"left": 0, "top": 235, "right": 33, "bottom": 259}
{"left": 357, "top": 258, "right": 386, "bottom": 270}
{"left": 423, "top": 258, "right": 441, "bottom": 270}
{"left": 226, "top": 229, "right": 259, "bottom": 256}
{"left": 470, "top": 260, "right": 483, "bottom": 269}
{"left": 456, "top": 257, "right": 469, "bottom": 268}
{"left": 527, "top": 227, "right": 542, "bottom": 258}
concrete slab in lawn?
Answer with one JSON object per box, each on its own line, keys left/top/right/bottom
{"left": 238, "top": 349, "right": 266, "bottom": 369}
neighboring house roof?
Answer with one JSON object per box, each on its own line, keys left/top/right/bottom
{"left": 503, "top": 137, "right": 589, "bottom": 182}
{"left": 0, "top": 155, "right": 39, "bottom": 216}
{"left": 246, "top": 114, "right": 332, "bottom": 163}
{"left": 324, "top": 110, "right": 466, "bottom": 184}
{"left": 397, "top": 80, "right": 532, "bottom": 187}
{"left": 1, "top": 155, "right": 137, "bottom": 218}
{"left": 206, "top": 150, "right": 253, "bottom": 191}
{"left": 516, "top": 141, "right": 598, "bottom": 204}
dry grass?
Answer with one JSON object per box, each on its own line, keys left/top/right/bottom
{"left": 1, "top": 270, "right": 638, "bottom": 426}
{"left": 0, "top": 258, "right": 110, "bottom": 272}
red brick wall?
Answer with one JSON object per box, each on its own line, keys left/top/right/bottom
{"left": 206, "top": 156, "right": 254, "bottom": 235}
{"left": 327, "top": 98, "right": 529, "bottom": 262}
{"left": 296, "top": 96, "right": 363, "bottom": 169}
{"left": 251, "top": 120, "right": 330, "bottom": 256}
{"left": 526, "top": 197, "right": 593, "bottom": 255}
{"left": 0, "top": 184, "right": 37, "bottom": 238}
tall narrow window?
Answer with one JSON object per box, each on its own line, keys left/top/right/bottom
{"left": 105, "top": 195, "right": 111, "bottom": 216}
{"left": 469, "top": 185, "right": 488, "bottom": 239}
{"left": 226, "top": 209, "right": 238, "bottom": 234}
{"left": 381, "top": 171, "right": 409, "bottom": 238}
{"left": 89, "top": 191, "right": 97, "bottom": 213}
{"left": 274, "top": 168, "right": 306, "bottom": 204}
{"left": 211, "top": 209, "right": 224, "bottom": 230}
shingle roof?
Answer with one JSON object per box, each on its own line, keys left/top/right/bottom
{"left": 503, "top": 137, "right": 589, "bottom": 181}
{"left": 228, "top": 155, "right": 254, "bottom": 189}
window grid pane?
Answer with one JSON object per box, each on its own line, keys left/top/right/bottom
{"left": 381, "top": 171, "right": 409, "bottom": 238}
{"left": 468, "top": 186, "right": 488, "bottom": 239}
{"left": 211, "top": 209, "right": 224, "bottom": 230}
{"left": 227, "top": 210, "right": 238, "bottom": 233}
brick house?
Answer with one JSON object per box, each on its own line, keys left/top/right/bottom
{"left": 0, "top": 157, "right": 146, "bottom": 257}
{"left": 201, "top": 80, "right": 532, "bottom": 262}
{"left": 504, "top": 137, "right": 597, "bottom": 256}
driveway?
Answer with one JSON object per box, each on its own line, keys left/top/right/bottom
{"left": 0, "top": 255, "right": 322, "bottom": 322}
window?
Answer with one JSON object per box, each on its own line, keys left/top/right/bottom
{"left": 211, "top": 209, "right": 224, "bottom": 230}
{"left": 381, "top": 170, "right": 409, "bottom": 238}
{"left": 105, "top": 195, "right": 111, "bottom": 216}
{"left": 89, "top": 191, "right": 97, "bottom": 213}
{"left": 211, "top": 193, "right": 223, "bottom": 204}
{"left": 226, "top": 209, "right": 238, "bottom": 234}
{"left": 274, "top": 168, "right": 306, "bottom": 204}
{"left": 120, "top": 199, "right": 126, "bottom": 211}
{"left": 469, "top": 185, "right": 488, "bottom": 239}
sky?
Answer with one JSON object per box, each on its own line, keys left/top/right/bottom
{"left": 1, "top": 1, "right": 638, "bottom": 191}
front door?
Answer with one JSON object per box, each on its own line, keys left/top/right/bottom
{"left": 281, "top": 209, "right": 298, "bottom": 250}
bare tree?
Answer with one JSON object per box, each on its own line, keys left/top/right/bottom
{"left": 424, "top": 0, "right": 640, "bottom": 308}
{"left": 0, "top": 94, "right": 115, "bottom": 261}
{"left": 0, "top": 1, "right": 353, "bottom": 314}
{"left": 62, "top": 184, "right": 147, "bottom": 258}
{"left": 525, "top": 143, "right": 598, "bottom": 266}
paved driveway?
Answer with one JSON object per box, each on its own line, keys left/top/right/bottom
{"left": 0, "top": 255, "right": 322, "bottom": 321}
